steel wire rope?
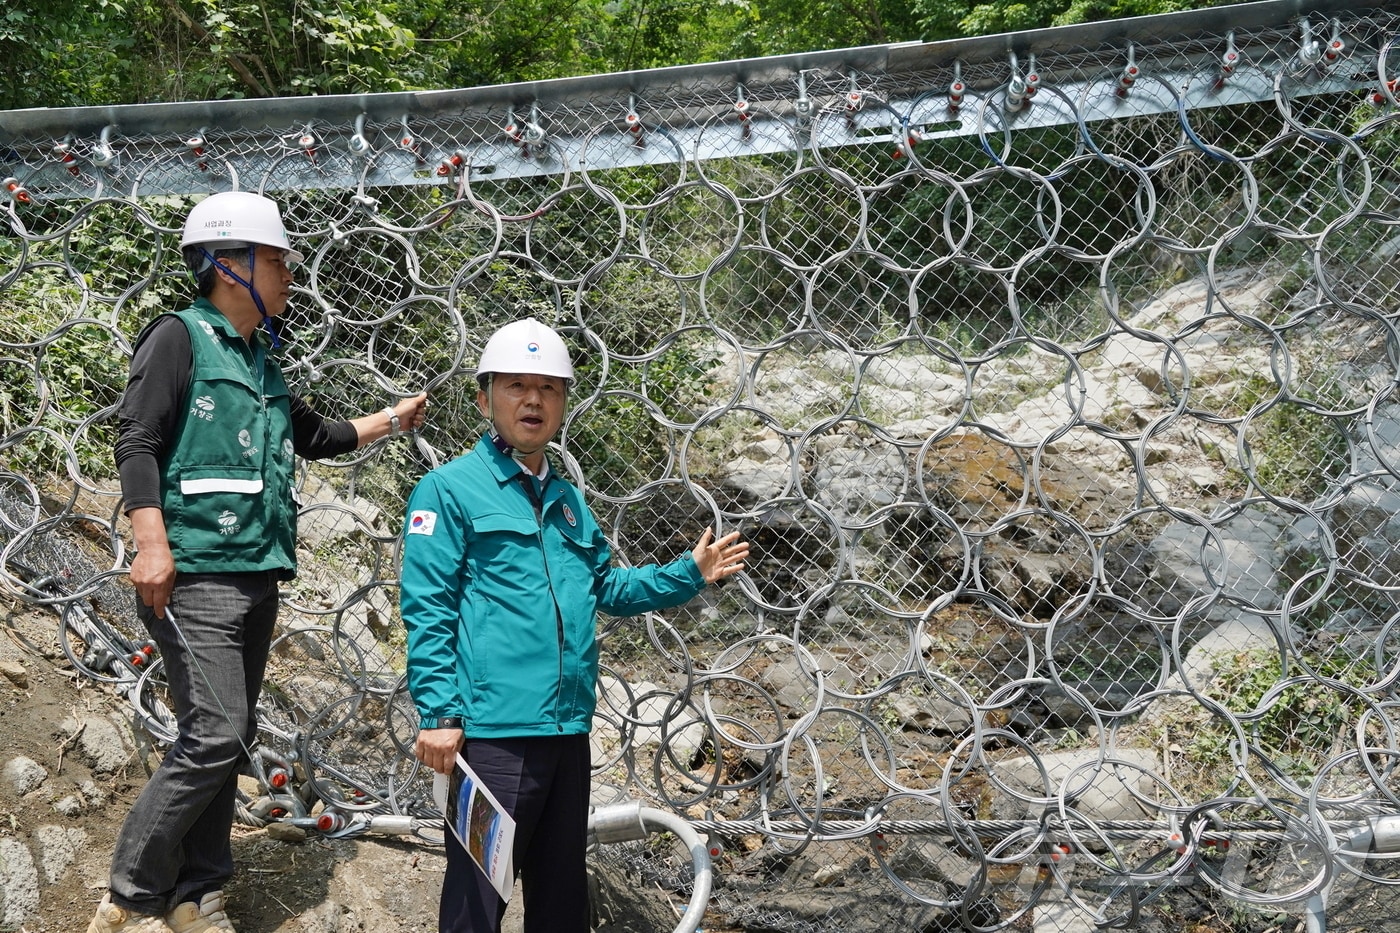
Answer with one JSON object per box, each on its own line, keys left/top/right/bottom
{"left": 1076, "top": 72, "right": 1188, "bottom": 167}
{"left": 843, "top": 503, "right": 970, "bottom": 617}
{"left": 1191, "top": 795, "right": 1335, "bottom": 904}
{"left": 130, "top": 655, "right": 178, "bottom": 745}
{"left": 696, "top": 670, "right": 789, "bottom": 755}
{"left": 3, "top": 160, "right": 104, "bottom": 229}
{"left": 1349, "top": 702, "right": 1400, "bottom": 811}
{"left": 690, "top": 104, "right": 804, "bottom": 205}
{"left": 1031, "top": 156, "right": 1158, "bottom": 268}
{"left": 524, "top": 182, "right": 628, "bottom": 286}
{"left": 975, "top": 82, "right": 1087, "bottom": 182}
{"left": 934, "top": 164, "right": 1059, "bottom": 275}
{"left": 351, "top": 144, "right": 472, "bottom": 236}
{"left": 860, "top": 166, "right": 974, "bottom": 276}
{"left": 55, "top": 568, "right": 154, "bottom": 685}
{"left": 0, "top": 261, "right": 93, "bottom": 348}
{"left": 1054, "top": 758, "right": 1194, "bottom": 882}
{"left": 578, "top": 118, "right": 689, "bottom": 211}
{"left": 755, "top": 165, "right": 867, "bottom": 274}
{"left": 1149, "top": 144, "right": 1260, "bottom": 254}
{"left": 859, "top": 667, "right": 981, "bottom": 797}
{"left": 808, "top": 96, "right": 922, "bottom": 194}
{"left": 805, "top": 248, "right": 916, "bottom": 354}
{"left": 0, "top": 507, "right": 122, "bottom": 605}
{"left": 1245, "top": 127, "right": 1372, "bottom": 240}
{"left": 1307, "top": 749, "right": 1400, "bottom": 887}
{"left": 865, "top": 791, "right": 987, "bottom": 911}
{"left": 461, "top": 135, "right": 574, "bottom": 223}
{"left": 296, "top": 690, "right": 402, "bottom": 813}
{"left": 695, "top": 244, "right": 811, "bottom": 353}
{"left": 571, "top": 254, "right": 692, "bottom": 358}
{"left": 979, "top": 678, "right": 1108, "bottom": 806}
{"left": 1042, "top": 804, "right": 1143, "bottom": 928}
{"left": 617, "top": 324, "right": 749, "bottom": 433}
{"left": 258, "top": 146, "right": 363, "bottom": 238}
{"left": 401, "top": 196, "right": 505, "bottom": 293}
{"left": 773, "top": 705, "right": 891, "bottom": 840}
{"left": 635, "top": 177, "right": 746, "bottom": 282}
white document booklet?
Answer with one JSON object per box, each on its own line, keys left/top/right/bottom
{"left": 432, "top": 753, "right": 518, "bottom": 901}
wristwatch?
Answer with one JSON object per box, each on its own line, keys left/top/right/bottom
{"left": 420, "top": 716, "right": 463, "bottom": 730}
{"left": 383, "top": 406, "right": 402, "bottom": 437}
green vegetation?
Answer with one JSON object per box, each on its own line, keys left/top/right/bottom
{"left": 3, "top": 0, "right": 1240, "bottom": 111}
{"left": 1202, "top": 649, "right": 1373, "bottom": 787}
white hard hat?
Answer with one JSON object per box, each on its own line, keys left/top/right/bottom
{"left": 477, "top": 318, "right": 574, "bottom": 382}
{"left": 180, "top": 191, "right": 305, "bottom": 264}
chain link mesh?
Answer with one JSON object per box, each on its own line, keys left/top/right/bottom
{"left": 5, "top": 2, "right": 1400, "bottom": 929}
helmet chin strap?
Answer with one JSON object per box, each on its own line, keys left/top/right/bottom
{"left": 201, "top": 246, "right": 283, "bottom": 348}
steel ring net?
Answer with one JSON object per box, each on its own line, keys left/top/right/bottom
{"left": 4, "top": 3, "right": 1400, "bottom": 930}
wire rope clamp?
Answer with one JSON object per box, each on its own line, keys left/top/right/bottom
{"left": 1214, "top": 31, "right": 1239, "bottom": 89}
{"left": 948, "top": 60, "right": 966, "bottom": 112}
{"left": 625, "top": 94, "right": 645, "bottom": 148}
{"left": 589, "top": 800, "right": 647, "bottom": 846}
{"left": 1297, "top": 16, "right": 1322, "bottom": 67}
{"left": 1024, "top": 54, "right": 1041, "bottom": 98}
{"left": 793, "top": 70, "right": 815, "bottom": 123}
{"left": 1115, "top": 43, "right": 1139, "bottom": 98}
{"left": 398, "top": 114, "right": 424, "bottom": 163}
{"left": 2, "top": 177, "right": 30, "bottom": 204}
{"left": 90, "top": 125, "right": 120, "bottom": 170}
{"left": 843, "top": 72, "right": 864, "bottom": 132}
{"left": 185, "top": 128, "right": 211, "bottom": 171}
{"left": 734, "top": 84, "right": 752, "bottom": 141}
{"left": 1323, "top": 18, "right": 1345, "bottom": 63}
{"left": 52, "top": 137, "right": 80, "bottom": 176}
{"left": 891, "top": 119, "right": 920, "bottom": 160}
{"left": 1005, "top": 51, "right": 1030, "bottom": 113}
{"left": 296, "top": 124, "right": 319, "bottom": 162}
{"left": 348, "top": 113, "right": 374, "bottom": 157}
{"left": 437, "top": 149, "right": 466, "bottom": 178}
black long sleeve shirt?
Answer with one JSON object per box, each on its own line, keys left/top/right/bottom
{"left": 114, "top": 315, "right": 359, "bottom": 513}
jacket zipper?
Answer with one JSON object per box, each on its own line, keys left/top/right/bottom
{"left": 518, "top": 473, "right": 567, "bottom": 732}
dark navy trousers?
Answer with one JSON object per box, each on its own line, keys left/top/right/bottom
{"left": 440, "top": 734, "right": 591, "bottom": 933}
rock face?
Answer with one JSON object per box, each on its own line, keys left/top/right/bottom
{"left": 1, "top": 267, "right": 1397, "bottom": 933}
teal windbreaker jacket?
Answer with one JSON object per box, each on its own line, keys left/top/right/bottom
{"left": 399, "top": 437, "right": 706, "bottom": 738}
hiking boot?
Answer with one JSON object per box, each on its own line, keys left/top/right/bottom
{"left": 164, "top": 891, "right": 236, "bottom": 933}
{"left": 86, "top": 894, "right": 167, "bottom": 933}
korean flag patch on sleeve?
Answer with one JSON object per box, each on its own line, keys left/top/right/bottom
{"left": 407, "top": 510, "right": 438, "bottom": 536}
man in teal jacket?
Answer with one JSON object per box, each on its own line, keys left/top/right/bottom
{"left": 401, "top": 317, "right": 748, "bottom": 933}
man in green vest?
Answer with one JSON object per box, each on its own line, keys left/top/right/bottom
{"left": 89, "top": 191, "right": 429, "bottom": 933}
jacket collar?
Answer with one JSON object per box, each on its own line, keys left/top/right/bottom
{"left": 189, "top": 297, "right": 273, "bottom": 350}
{"left": 477, "top": 435, "right": 551, "bottom": 486}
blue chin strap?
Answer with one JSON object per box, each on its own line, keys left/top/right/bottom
{"left": 200, "top": 245, "right": 283, "bottom": 348}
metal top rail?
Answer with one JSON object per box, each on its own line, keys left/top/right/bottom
{"left": 0, "top": 0, "right": 1379, "bottom": 140}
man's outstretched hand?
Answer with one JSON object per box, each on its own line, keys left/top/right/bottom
{"left": 691, "top": 527, "right": 749, "bottom": 584}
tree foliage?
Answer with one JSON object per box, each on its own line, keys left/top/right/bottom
{"left": 1, "top": 0, "right": 1234, "bottom": 109}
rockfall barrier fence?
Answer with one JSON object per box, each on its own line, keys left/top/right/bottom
{"left": 5, "top": 1, "right": 1400, "bottom": 929}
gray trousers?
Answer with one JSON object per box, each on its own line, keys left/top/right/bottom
{"left": 108, "top": 571, "right": 279, "bottom": 916}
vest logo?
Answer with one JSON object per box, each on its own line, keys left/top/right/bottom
{"left": 198, "top": 320, "right": 216, "bottom": 339}
{"left": 217, "top": 509, "right": 241, "bottom": 535}
{"left": 238, "top": 429, "right": 260, "bottom": 458}
{"left": 282, "top": 439, "right": 295, "bottom": 460}
{"left": 191, "top": 395, "right": 215, "bottom": 422}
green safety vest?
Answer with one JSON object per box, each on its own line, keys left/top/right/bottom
{"left": 158, "top": 300, "right": 299, "bottom": 574}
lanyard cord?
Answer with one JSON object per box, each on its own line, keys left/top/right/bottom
{"left": 199, "top": 246, "right": 283, "bottom": 348}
